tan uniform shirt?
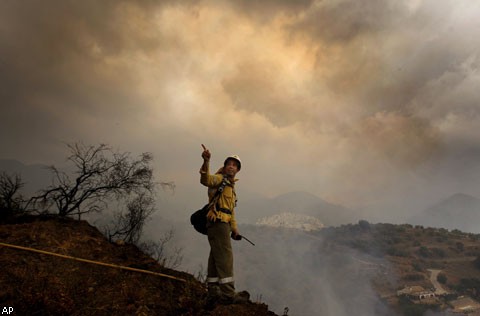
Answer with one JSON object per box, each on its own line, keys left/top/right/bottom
{"left": 200, "top": 165, "right": 238, "bottom": 231}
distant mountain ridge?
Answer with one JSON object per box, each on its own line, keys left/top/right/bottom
{"left": 409, "top": 193, "right": 480, "bottom": 233}
{"left": 240, "top": 190, "right": 358, "bottom": 227}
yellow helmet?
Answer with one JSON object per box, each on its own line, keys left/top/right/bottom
{"left": 224, "top": 155, "right": 242, "bottom": 170}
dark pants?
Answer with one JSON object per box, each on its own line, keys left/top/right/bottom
{"left": 206, "top": 221, "right": 235, "bottom": 299}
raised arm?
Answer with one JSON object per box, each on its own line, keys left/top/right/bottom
{"left": 199, "top": 144, "right": 222, "bottom": 187}
{"left": 200, "top": 144, "right": 210, "bottom": 173}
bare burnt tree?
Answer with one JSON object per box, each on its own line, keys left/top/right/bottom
{"left": 107, "top": 192, "right": 155, "bottom": 244}
{"left": 139, "top": 230, "right": 184, "bottom": 269}
{"left": 0, "top": 172, "right": 25, "bottom": 218}
{"left": 195, "top": 264, "right": 207, "bottom": 283}
{"left": 29, "top": 143, "right": 154, "bottom": 218}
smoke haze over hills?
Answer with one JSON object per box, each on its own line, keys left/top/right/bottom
{"left": 1, "top": 0, "right": 480, "bottom": 220}
{"left": 410, "top": 193, "right": 480, "bottom": 233}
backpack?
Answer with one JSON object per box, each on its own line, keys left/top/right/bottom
{"left": 190, "top": 177, "right": 228, "bottom": 235}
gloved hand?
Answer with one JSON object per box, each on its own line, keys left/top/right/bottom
{"left": 231, "top": 232, "right": 242, "bottom": 241}
{"left": 201, "top": 144, "right": 211, "bottom": 161}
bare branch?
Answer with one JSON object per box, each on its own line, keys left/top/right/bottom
{"left": 0, "top": 172, "right": 25, "bottom": 218}
{"left": 107, "top": 192, "right": 155, "bottom": 244}
{"left": 138, "top": 230, "right": 184, "bottom": 269}
{"left": 29, "top": 142, "right": 157, "bottom": 217}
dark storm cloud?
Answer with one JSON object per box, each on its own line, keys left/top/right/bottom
{"left": 0, "top": 0, "right": 162, "bottom": 97}
{"left": 0, "top": 0, "right": 177, "bottom": 159}
{"left": 1, "top": 0, "right": 480, "bottom": 213}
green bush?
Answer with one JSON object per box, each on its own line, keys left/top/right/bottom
{"left": 437, "top": 273, "right": 447, "bottom": 284}
{"left": 412, "top": 262, "right": 424, "bottom": 272}
{"left": 418, "top": 246, "right": 431, "bottom": 258}
{"left": 358, "top": 220, "right": 370, "bottom": 230}
{"left": 436, "top": 236, "right": 447, "bottom": 243}
{"left": 455, "top": 278, "right": 480, "bottom": 298}
{"left": 431, "top": 248, "right": 446, "bottom": 258}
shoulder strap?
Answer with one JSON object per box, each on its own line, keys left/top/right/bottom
{"left": 208, "top": 176, "right": 228, "bottom": 208}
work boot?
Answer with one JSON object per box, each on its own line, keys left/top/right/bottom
{"left": 217, "top": 294, "right": 234, "bottom": 305}
{"left": 217, "top": 290, "right": 250, "bottom": 305}
{"left": 207, "top": 285, "right": 221, "bottom": 298}
{"left": 205, "top": 287, "right": 221, "bottom": 310}
{"left": 205, "top": 297, "right": 217, "bottom": 311}
{"left": 233, "top": 290, "right": 250, "bottom": 304}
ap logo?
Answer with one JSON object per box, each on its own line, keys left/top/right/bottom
{"left": 1, "top": 307, "right": 13, "bottom": 315}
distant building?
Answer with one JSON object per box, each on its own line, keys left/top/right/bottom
{"left": 397, "top": 286, "right": 436, "bottom": 300}
{"left": 255, "top": 212, "right": 325, "bottom": 231}
{"left": 449, "top": 296, "right": 480, "bottom": 314}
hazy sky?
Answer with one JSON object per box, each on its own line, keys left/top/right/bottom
{"left": 1, "top": 0, "right": 480, "bottom": 220}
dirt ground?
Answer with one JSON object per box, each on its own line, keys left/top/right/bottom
{"left": 0, "top": 215, "right": 278, "bottom": 316}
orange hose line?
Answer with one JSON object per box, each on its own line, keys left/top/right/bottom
{"left": 0, "top": 241, "right": 186, "bottom": 283}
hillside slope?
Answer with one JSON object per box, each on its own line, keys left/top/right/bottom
{"left": 0, "top": 216, "right": 278, "bottom": 316}
{"left": 316, "top": 221, "right": 480, "bottom": 314}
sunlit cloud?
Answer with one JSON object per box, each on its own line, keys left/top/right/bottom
{"left": 1, "top": 0, "right": 480, "bottom": 215}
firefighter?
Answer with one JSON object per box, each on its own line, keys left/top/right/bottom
{"left": 200, "top": 144, "right": 250, "bottom": 306}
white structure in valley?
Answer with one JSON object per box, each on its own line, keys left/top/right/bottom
{"left": 255, "top": 212, "right": 325, "bottom": 231}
